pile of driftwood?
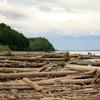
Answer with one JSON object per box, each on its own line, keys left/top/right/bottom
{"left": 0, "top": 51, "right": 100, "bottom": 100}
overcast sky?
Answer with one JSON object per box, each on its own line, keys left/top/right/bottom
{"left": 0, "top": 0, "right": 100, "bottom": 50}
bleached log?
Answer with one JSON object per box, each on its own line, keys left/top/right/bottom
{"left": 22, "top": 78, "right": 43, "bottom": 91}
{"left": 66, "top": 64, "right": 100, "bottom": 72}
{"left": 70, "top": 60, "right": 100, "bottom": 66}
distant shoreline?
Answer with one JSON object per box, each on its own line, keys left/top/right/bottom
{"left": 56, "top": 50, "right": 100, "bottom": 55}
{"left": 56, "top": 50, "right": 100, "bottom": 51}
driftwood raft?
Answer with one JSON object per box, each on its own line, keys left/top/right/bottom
{"left": 0, "top": 51, "right": 100, "bottom": 100}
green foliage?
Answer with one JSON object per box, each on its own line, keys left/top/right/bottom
{"left": 0, "top": 23, "right": 29, "bottom": 51}
{"left": 0, "top": 44, "right": 10, "bottom": 51}
{"left": 0, "top": 23, "right": 55, "bottom": 51}
{"left": 29, "top": 37, "right": 55, "bottom": 51}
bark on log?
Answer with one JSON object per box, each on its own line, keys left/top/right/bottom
{"left": 0, "top": 62, "right": 46, "bottom": 68}
{"left": 0, "top": 71, "right": 79, "bottom": 80}
{"left": 0, "top": 67, "right": 40, "bottom": 73}
{"left": 7, "top": 57, "right": 65, "bottom": 61}
{"left": 28, "top": 62, "right": 47, "bottom": 68}
{"left": 0, "top": 60, "right": 21, "bottom": 63}
{"left": 71, "top": 74, "right": 94, "bottom": 79}
{"left": 69, "top": 54, "right": 81, "bottom": 58}
{"left": 42, "top": 53, "right": 64, "bottom": 58}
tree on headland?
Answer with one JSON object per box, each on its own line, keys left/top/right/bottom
{"left": 29, "top": 37, "right": 55, "bottom": 51}
{"left": 0, "top": 23, "right": 29, "bottom": 51}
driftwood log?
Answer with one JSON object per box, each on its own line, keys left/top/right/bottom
{"left": 0, "top": 67, "right": 40, "bottom": 73}
{"left": 0, "top": 56, "right": 65, "bottom": 61}
{"left": 22, "top": 78, "right": 43, "bottom": 92}
{"left": 9, "top": 57, "right": 65, "bottom": 61}
{"left": 0, "top": 71, "right": 79, "bottom": 80}
{"left": 66, "top": 64, "right": 100, "bottom": 72}
{"left": 0, "top": 62, "right": 46, "bottom": 68}
{"left": 70, "top": 60, "right": 100, "bottom": 66}
{"left": 0, "top": 78, "right": 99, "bottom": 89}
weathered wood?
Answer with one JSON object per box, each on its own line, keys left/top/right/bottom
{"left": 71, "top": 74, "right": 94, "bottom": 79}
{"left": 66, "top": 64, "right": 100, "bottom": 72}
{"left": 0, "top": 84, "right": 100, "bottom": 90}
{"left": 70, "top": 60, "right": 100, "bottom": 66}
{"left": 0, "top": 60, "right": 21, "bottom": 63}
{"left": 0, "top": 63, "right": 5, "bottom": 67}
{"left": 0, "top": 78, "right": 99, "bottom": 89}
{"left": 0, "top": 68, "right": 40, "bottom": 73}
{"left": 0, "top": 51, "right": 100, "bottom": 98}
{"left": 0, "top": 62, "right": 46, "bottom": 68}
{"left": 66, "top": 96, "right": 100, "bottom": 100}
{"left": 69, "top": 54, "right": 100, "bottom": 59}
{"left": 28, "top": 62, "right": 47, "bottom": 68}
{"left": 0, "top": 71, "right": 79, "bottom": 80}
{"left": 42, "top": 53, "right": 64, "bottom": 58}
{"left": 42, "top": 96, "right": 100, "bottom": 100}
{"left": 22, "top": 78, "right": 43, "bottom": 91}
{"left": 69, "top": 54, "right": 81, "bottom": 58}
{"left": 39, "top": 63, "right": 53, "bottom": 72}
{"left": 36, "top": 78, "right": 100, "bottom": 85}
{"left": 8, "top": 57, "right": 65, "bottom": 61}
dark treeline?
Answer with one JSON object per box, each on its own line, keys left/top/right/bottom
{"left": 0, "top": 23, "right": 29, "bottom": 51}
{"left": 0, "top": 23, "right": 55, "bottom": 51}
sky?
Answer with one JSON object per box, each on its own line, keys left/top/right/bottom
{"left": 0, "top": 0, "right": 100, "bottom": 50}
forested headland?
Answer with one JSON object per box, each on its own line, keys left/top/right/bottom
{"left": 0, "top": 23, "right": 55, "bottom": 51}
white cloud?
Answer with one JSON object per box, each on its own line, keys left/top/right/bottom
{"left": 0, "top": 0, "right": 100, "bottom": 37}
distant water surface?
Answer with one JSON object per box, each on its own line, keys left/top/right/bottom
{"left": 57, "top": 51, "right": 100, "bottom": 55}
